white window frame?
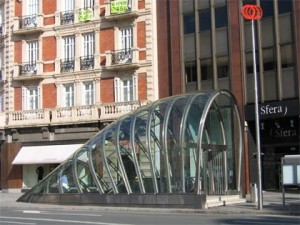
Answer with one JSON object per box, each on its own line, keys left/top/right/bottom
{"left": 120, "top": 27, "right": 133, "bottom": 50}
{"left": 27, "top": 41, "right": 38, "bottom": 63}
{"left": 63, "top": 0, "right": 75, "bottom": 11}
{"left": 114, "top": 76, "right": 137, "bottom": 102}
{"left": 28, "top": 0, "right": 39, "bottom": 15}
{"left": 63, "top": 36, "right": 75, "bottom": 60}
{"left": 63, "top": 83, "right": 75, "bottom": 107}
{"left": 83, "top": 0, "right": 94, "bottom": 9}
{"left": 83, "top": 33, "right": 94, "bottom": 57}
{"left": 22, "top": 86, "right": 41, "bottom": 110}
{"left": 82, "top": 81, "right": 95, "bottom": 105}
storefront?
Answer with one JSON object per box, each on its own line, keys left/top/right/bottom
{"left": 246, "top": 99, "right": 299, "bottom": 190}
{"left": 12, "top": 144, "right": 83, "bottom": 191}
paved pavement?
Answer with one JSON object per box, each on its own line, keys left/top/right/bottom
{"left": 0, "top": 190, "right": 299, "bottom": 216}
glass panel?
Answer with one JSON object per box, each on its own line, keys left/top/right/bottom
{"left": 278, "top": 0, "right": 292, "bottom": 14}
{"left": 200, "top": 31, "right": 212, "bottom": 58}
{"left": 216, "top": 28, "right": 228, "bottom": 55}
{"left": 197, "top": 0, "right": 209, "bottom": 10}
{"left": 201, "top": 58, "right": 213, "bottom": 80}
{"left": 217, "top": 56, "right": 229, "bottom": 78}
{"left": 90, "top": 138, "right": 112, "bottom": 193}
{"left": 262, "top": 47, "right": 275, "bottom": 71}
{"left": 76, "top": 149, "right": 98, "bottom": 193}
{"left": 199, "top": 9, "right": 211, "bottom": 31}
{"left": 182, "top": 0, "right": 194, "bottom": 13}
{"left": 46, "top": 172, "right": 60, "bottom": 193}
{"left": 135, "top": 109, "right": 155, "bottom": 193}
{"left": 60, "top": 161, "right": 79, "bottom": 193}
{"left": 282, "top": 67, "right": 296, "bottom": 99}
{"left": 261, "top": 0, "right": 274, "bottom": 19}
{"left": 281, "top": 44, "right": 294, "bottom": 68}
{"left": 279, "top": 14, "right": 292, "bottom": 44}
{"left": 261, "top": 18, "right": 274, "bottom": 48}
{"left": 184, "top": 35, "right": 195, "bottom": 61}
{"left": 150, "top": 103, "right": 168, "bottom": 193}
{"left": 183, "top": 14, "right": 195, "bottom": 34}
{"left": 185, "top": 61, "right": 197, "bottom": 83}
{"left": 215, "top": 6, "right": 227, "bottom": 28}
{"left": 119, "top": 117, "right": 140, "bottom": 193}
{"left": 103, "top": 126, "right": 128, "bottom": 193}
{"left": 264, "top": 70, "right": 277, "bottom": 101}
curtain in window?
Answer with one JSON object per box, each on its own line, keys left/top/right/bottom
{"left": 83, "top": 82, "right": 95, "bottom": 105}
{"left": 83, "top": 34, "right": 94, "bottom": 57}
{"left": 114, "top": 76, "right": 137, "bottom": 102}
{"left": 63, "top": 84, "right": 74, "bottom": 107}
{"left": 28, "top": 0, "right": 38, "bottom": 15}
{"left": 64, "top": 0, "right": 75, "bottom": 11}
{"left": 22, "top": 86, "right": 40, "bottom": 110}
{"left": 63, "top": 36, "right": 75, "bottom": 60}
{"left": 120, "top": 28, "right": 133, "bottom": 50}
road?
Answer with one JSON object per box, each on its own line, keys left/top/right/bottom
{"left": 0, "top": 208, "right": 299, "bottom": 225}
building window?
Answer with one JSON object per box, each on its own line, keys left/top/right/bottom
{"left": 83, "top": 82, "right": 95, "bottom": 105}
{"left": 114, "top": 76, "right": 137, "bottom": 102}
{"left": 215, "top": 6, "right": 227, "bottom": 28}
{"left": 63, "top": 84, "right": 74, "bottom": 107}
{"left": 185, "top": 61, "right": 197, "bottom": 83}
{"left": 184, "top": 14, "right": 195, "bottom": 34}
{"left": 84, "top": 0, "right": 94, "bottom": 9}
{"left": 199, "top": 9, "right": 211, "bottom": 31}
{"left": 28, "top": 41, "right": 38, "bottom": 65}
{"left": 61, "top": 36, "right": 75, "bottom": 72}
{"left": 61, "top": 0, "right": 75, "bottom": 24}
{"left": 120, "top": 27, "right": 133, "bottom": 50}
{"left": 22, "top": 86, "right": 40, "bottom": 110}
{"left": 81, "top": 33, "right": 94, "bottom": 70}
{"left": 28, "top": 0, "right": 38, "bottom": 15}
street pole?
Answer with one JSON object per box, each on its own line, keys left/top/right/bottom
{"left": 251, "top": 19, "right": 263, "bottom": 210}
{"left": 241, "top": 4, "right": 263, "bottom": 210}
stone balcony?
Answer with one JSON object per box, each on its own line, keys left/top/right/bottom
{"left": 6, "top": 101, "right": 148, "bottom": 128}
{"left": 13, "top": 14, "right": 45, "bottom": 35}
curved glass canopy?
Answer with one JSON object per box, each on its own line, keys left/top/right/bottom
{"left": 19, "top": 90, "right": 243, "bottom": 203}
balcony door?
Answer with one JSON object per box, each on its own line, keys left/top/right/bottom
{"left": 27, "top": 41, "right": 38, "bottom": 73}
{"left": 63, "top": 84, "right": 75, "bottom": 107}
{"left": 63, "top": 0, "right": 75, "bottom": 11}
{"left": 119, "top": 28, "right": 133, "bottom": 63}
{"left": 28, "top": 0, "right": 38, "bottom": 15}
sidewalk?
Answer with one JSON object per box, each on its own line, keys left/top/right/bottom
{"left": 0, "top": 191, "right": 299, "bottom": 216}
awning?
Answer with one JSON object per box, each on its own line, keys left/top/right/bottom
{"left": 12, "top": 144, "right": 83, "bottom": 165}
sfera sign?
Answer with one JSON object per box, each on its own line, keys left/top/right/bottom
{"left": 245, "top": 99, "right": 299, "bottom": 120}
{"left": 260, "top": 104, "right": 287, "bottom": 117}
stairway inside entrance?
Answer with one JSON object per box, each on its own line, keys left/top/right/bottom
{"left": 206, "top": 195, "right": 246, "bottom": 208}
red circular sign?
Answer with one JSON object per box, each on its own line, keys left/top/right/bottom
{"left": 241, "top": 4, "right": 263, "bottom": 20}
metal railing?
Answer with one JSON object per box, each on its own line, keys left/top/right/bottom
{"left": 19, "top": 62, "right": 37, "bottom": 75}
{"left": 111, "top": 49, "right": 133, "bottom": 65}
{"left": 80, "top": 56, "right": 94, "bottom": 70}
{"left": 60, "top": 11, "right": 75, "bottom": 25}
{"left": 61, "top": 59, "right": 75, "bottom": 72}
{"left": 19, "top": 15, "right": 37, "bottom": 29}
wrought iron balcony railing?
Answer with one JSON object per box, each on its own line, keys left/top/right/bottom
{"left": 80, "top": 56, "right": 94, "bottom": 70}
{"left": 0, "top": 24, "right": 4, "bottom": 36}
{"left": 61, "top": 59, "right": 75, "bottom": 72}
{"left": 19, "top": 62, "right": 37, "bottom": 75}
{"left": 19, "top": 15, "right": 37, "bottom": 29}
{"left": 111, "top": 49, "right": 133, "bottom": 65}
{"left": 60, "top": 11, "right": 75, "bottom": 25}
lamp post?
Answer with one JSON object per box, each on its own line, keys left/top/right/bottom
{"left": 241, "top": 4, "right": 263, "bottom": 210}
